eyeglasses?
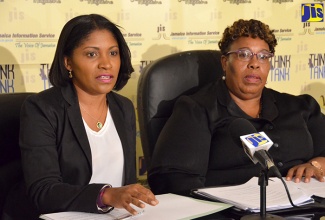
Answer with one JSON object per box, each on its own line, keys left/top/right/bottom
{"left": 225, "top": 49, "right": 274, "bottom": 63}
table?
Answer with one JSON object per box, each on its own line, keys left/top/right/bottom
{"left": 195, "top": 206, "right": 325, "bottom": 220}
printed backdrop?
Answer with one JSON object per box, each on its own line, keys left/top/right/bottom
{"left": 1, "top": 0, "right": 325, "bottom": 183}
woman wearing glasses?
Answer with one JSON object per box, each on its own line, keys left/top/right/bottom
{"left": 148, "top": 19, "right": 325, "bottom": 195}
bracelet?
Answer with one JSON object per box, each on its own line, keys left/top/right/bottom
{"left": 310, "top": 161, "right": 324, "bottom": 176}
{"left": 97, "top": 185, "right": 114, "bottom": 213}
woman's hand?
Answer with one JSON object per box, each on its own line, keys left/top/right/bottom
{"left": 286, "top": 162, "right": 324, "bottom": 183}
{"left": 102, "top": 184, "right": 159, "bottom": 215}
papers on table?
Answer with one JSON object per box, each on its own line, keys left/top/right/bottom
{"left": 192, "top": 177, "right": 325, "bottom": 213}
{"left": 292, "top": 177, "right": 325, "bottom": 198}
{"left": 40, "top": 208, "right": 144, "bottom": 220}
{"left": 40, "top": 193, "right": 232, "bottom": 220}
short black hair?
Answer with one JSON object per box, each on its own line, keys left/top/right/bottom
{"left": 49, "top": 14, "right": 133, "bottom": 91}
{"left": 218, "top": 19, "right": 277, "bottom": 55}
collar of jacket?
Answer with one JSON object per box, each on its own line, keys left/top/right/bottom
{"left": 216, "top": 79, "right": 279, "bottom": 121}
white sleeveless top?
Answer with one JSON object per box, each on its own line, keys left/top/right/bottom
{"left": 83, "top": 108, "right": 124, "bottom": 187}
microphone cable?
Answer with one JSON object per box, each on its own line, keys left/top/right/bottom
{"left": 276, "top": 176, "right": 325, "bottom": 210}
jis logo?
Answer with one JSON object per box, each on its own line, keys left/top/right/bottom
{"left": 301, "top": 3, "right": 324, "bottom": 22}
{"left": 245, "top": 133, "right": 269, "bottom": 148}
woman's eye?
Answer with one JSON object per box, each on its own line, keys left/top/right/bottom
{"left": 260, "top": 55, "right": 267, "bottom": 60}
{"left": 259, "top": 53, "right": 271, "bottom": 60}
{"left": 239, "top": 51, "right": 250, "bottom": 58}
{"left": 87, "top": 52, "right": 97, "bottom": 57}
{"left": 110, "top": 51, "right": 119, "bottom": 56}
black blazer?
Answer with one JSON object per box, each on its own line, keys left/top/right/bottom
{"left": 19, "top": 83, "right": 136, "bottom": 215}
{"left": 149, "top": 79, "right": 325, "bottom": 195}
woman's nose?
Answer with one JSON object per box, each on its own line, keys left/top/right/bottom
{"left": 98, "top": 55, "right": 112, "bottom": 69}
{"left": 247, "top": 56, "right": 260, "bottom": 69}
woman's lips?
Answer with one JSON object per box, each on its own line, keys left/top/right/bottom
{"left": 245, "top": 75, "right": 261, "bottom": 83}
{"left": 97, "top": 75, "right": 113, "bottom": 83}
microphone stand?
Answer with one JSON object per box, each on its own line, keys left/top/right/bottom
{"left": 241, "top": 169, "right": 284, "bottom": 220}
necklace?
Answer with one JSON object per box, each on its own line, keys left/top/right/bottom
{"left": 79, "top": 102, "right": 106, "bottom": 129}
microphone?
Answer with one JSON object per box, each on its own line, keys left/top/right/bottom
{"left": 229, "top": 118, "right": 282, "bottom": 178}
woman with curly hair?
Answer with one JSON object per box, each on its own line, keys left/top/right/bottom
{"left": 148, "top": 19, "right": 325, "bottom": 195}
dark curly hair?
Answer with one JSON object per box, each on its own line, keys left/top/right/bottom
{"left": 218, "top": 19, "right": 277, "bottom": 55}
{"left": 49, "top": 14, "right": 133, "bottom": 91}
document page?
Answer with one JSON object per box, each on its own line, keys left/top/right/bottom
{"left": 40, "top": 207, "right": 144, "bottom": 220}
{"left": 289, "top": 178, "right": 325, "bottom": 198}
{"left": 40, "top": 193, "right": 231, "bottom": 220}
{"left": 194, "top": 177, "right": 314, "bottom": 212}
{"left": 140, "top": 193, "right": 231, "bottom": 220}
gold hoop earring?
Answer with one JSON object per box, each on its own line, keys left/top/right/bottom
{"left": 68, "top": 71, "right": 73, "bottom": 79}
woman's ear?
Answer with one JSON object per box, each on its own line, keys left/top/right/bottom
{"left": 64, "top": 56, "right": 71, "bottom": 71}
{"left": 221, "top": 55, "right": 228, "bottom": 72}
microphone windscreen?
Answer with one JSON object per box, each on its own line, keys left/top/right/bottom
{"left": 229, "top": 118, "right": 257, "bottom": 147}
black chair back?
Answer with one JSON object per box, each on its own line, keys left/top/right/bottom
{"left": 137, "top": 50, "right": 223, "bottom": 169}
{"left": 0, "top": 92, "right": 34, "bottom": 216}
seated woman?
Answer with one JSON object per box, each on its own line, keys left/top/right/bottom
{"left": 3, "top": 14, "right": 158, "bottom": 220}
{"left": 148, "top": 19, "right": 325, "bottom": 196}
